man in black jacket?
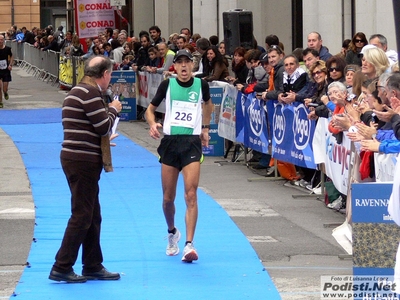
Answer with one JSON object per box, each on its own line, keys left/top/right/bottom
{"left": 133, "top": 35, "right": 151, "bottom": 71}
{"left": 20, "top": 27, "right": 37, "bottom": 45}
{"left": 41, "top": 35, "right": 59, "bottom": 52}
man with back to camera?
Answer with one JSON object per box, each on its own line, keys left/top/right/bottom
{"left": 145, "top": 49, "right": 213, "bottom": 263}
{"left": 264, "top": 34, "right": 279, "bottom": 51}
{"left": 49, "top": 56, "right": 122, "bottom": 283}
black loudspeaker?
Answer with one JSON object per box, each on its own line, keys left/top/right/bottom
{"left": 223, "top": 9, "right": 254, "bottom": 55}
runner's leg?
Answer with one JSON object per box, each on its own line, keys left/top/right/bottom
{"left": 181, "top": 161, "right": 201, "bottom": 242}
{"left": 161, "top": 163, "right": 180, "bottom": 231}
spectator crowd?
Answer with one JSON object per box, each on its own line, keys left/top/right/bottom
{"left": 4, "top": 23, "right": 400, "bottom": 213}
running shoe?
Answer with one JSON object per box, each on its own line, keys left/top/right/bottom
{"left": 4, "top": 92, "right": 8, "bottom": 100}
{"left": 327, "top": 196, "right": 343, "bottom": 210}
{"left": 294, "top": 178, "right": 309, "bottom": 188}
{"left": 166, "top": 228, "right": 181, "bottom": 256}
{"left": 0, "top": 102, "right": 3, "bottom": 108}
{"left": 181, "top": 242, "right": 198, "bottom": 263}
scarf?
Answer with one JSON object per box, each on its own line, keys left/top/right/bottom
{"left": 282, "top": 67, "right": 306, "bottom": 85}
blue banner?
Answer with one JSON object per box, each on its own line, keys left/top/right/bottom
{"left": 110, "top": 71, "right": 136, "bottom": 121}
{"left": 204, "top": 87, "right": 224, "bottom": 156}
{"left": 352, "top": 183, "right": 393, "bottom": 223}
{"left": 352, "top": 182, "right": 399, "bottom": 280}
{"left": 267, "top": 100, "right": 317, "bottom": 169}
{"left": 235, "top": 92, "right": 246, "bottom": 144}
{"left": 236, "top": 92, "right": 269, "bottom": 153}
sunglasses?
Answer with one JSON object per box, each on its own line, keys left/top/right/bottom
{"left": 312, "top": 70, "right": 324, "bottom": 77}
{"left": 268, "top": 45, "right": 283, "bottom": 54}
{"left": 355, "top": 39, "right": 364, "bottom": 43}
{"left": 329, "top": 67, "right": 340, "bottom": 72}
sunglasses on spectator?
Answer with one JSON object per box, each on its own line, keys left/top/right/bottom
{"left": 329, "top": 67, "right": 340, "bottom": 72}
{"left": 312, "top": 70, "right": 324, "bottom": 77}
{"left": 268, "top": 45, "right": 283, "bottom": 54}
{"left": 355, "top": 39, "right": 364, "bottom": 43}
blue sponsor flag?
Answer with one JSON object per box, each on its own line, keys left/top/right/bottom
{"left": 242, "top": 93, "right": 269, "bottom": 153}
{"left": 267, "top": 100, "right": 316, "bottom": 169}
{"left": 235, "top": 92, "right": 246, "bottom": 143}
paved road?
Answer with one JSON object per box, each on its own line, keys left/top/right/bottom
{"left": 0, "top": 66, "right": 352, "bottom": 300}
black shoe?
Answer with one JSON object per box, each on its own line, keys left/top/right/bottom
{"left": 82, "top": 268, "right": 120, "bottom": 280}
{"left": 49, "top": 270, "right": 87, "bottom": 283}
{"left": 252, "top": 164, "right": 268, "bottom": 170}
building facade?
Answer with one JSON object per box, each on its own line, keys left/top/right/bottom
{"left": 0, "top": 0, "right": 40, "bottom": 33}
{"left": 1, "top": 0, "right": 397, "bottom": 55}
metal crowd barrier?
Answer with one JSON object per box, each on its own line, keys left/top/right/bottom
{"left": 59, "top": 56, "right": 85, "bottom": 88}
{"left": 5, "top": 40, "right": 24, "bottom": 64}
{"left": 4, "top": 41, "right": 111, "bottom": 89}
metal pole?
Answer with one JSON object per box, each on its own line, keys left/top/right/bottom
{"left": 11, "top": 0, "right": 15, "bottom": 26}
{"left": 72, "top": 56, "right": 76, "bottom": 87}
{"left": 392, "top": 0, "right": 400, "bottom": 62}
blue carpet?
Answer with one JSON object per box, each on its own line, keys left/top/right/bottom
{"left": 1, "top": 109, "right": 281, "bottom": 299}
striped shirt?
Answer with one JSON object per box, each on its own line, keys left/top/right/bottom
{"left": 61, "top": 83, "right": 118, "bottom": 163}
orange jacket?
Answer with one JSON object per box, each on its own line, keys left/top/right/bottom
{"left": 328, "top": 106, "right": 345, "bottom": 134}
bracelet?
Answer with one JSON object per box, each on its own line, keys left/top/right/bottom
{"left": 201, "top": 125, "right": 210, "bottom": 129}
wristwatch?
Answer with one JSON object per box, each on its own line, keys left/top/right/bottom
{"left": 201, "top": 125, "right": 210, "bottom": 129}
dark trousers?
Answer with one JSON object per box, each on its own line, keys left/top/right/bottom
{"left": 52, "top": 158, "right": 104, "bottom": 274}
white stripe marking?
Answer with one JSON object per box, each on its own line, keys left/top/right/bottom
{"left": 0, "top": 208, "right": 35, "bottom": 214}
{"left": 247, "top": 236, "right": 279, "bottom": 243}
{"left": 216, "top": 199, "right": 280, "bottom": 217}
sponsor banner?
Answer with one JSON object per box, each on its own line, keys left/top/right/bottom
{"left": 110, "top": 71, "right": 136, "bottom": 121}
{"left": 267, "top": 100, "right": 316, "bottom": 169}
{"left": 235, "top": 91, "right": 246, "bottom": 144}
{"left": 375, "top": 153, "right": 397, "bottom": 182}
{"left": 137, "top": 71, "right": 165, "bottom": 112}
{"left": 202, "top": 124, "right": 224, "bottom": 156}
{"left": 240, "top": 93, "right": 269, "bottom": 154}
{"left": 312, "top": 116, "right": 328, "bottom": 164}
{"left": 352, "top": 183, "right": 400, "bottom": 289}
{"left": 324, "top": 129, "right": 352, "bottom": 195}
{"left": 209, "top": 86, "right": 223, "bottom": 125}
{"left": 352, "top": 183, "right": 393, "bottom": 223}
{"left": 203, "top": 85, "right": 225, "bottom": 156}
{"left": 75, "top": 0, "right": 115, "bottom": 39}
{"left": 313, "top": 117, "right": 350, "bottom": 195}
{"left": 209, "top": 82, "right": 236, "bottom": 141}
{"left": 321, "top": 275, "right": 399, "bottom": 300}
{"left": 214, "top": 83, "right": 237, "bottom": 142}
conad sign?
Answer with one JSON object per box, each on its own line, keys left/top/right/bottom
{"left": 74, "top": 0, "right": 116, "bottom": 38}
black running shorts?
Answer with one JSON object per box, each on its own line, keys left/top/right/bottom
{"left": 157, "top": 135, "right": 203, "bottom": 170}
{"left": 0, "top": 70, "right": 11, "bottom": 82}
